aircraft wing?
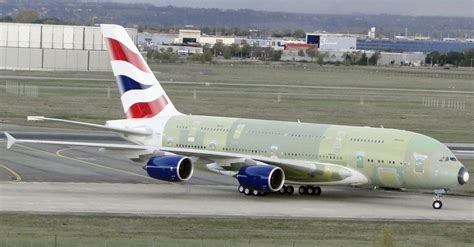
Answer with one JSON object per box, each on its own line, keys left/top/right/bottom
{"left": 5, "top": 133, "right": 367, "bottom": 185}
{"left": 160, "top": 147, "right": 368, "bottom": 185}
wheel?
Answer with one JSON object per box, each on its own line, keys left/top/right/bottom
{"left": 244, "top": 188, "right": 251, "bottom": 195}
{"left": 314, "top": 186, "right": 322, "bottom": 196}
{"left": 252, "top": 189, "right": 260, "bottom": 196}
{"left": 286, "top": 185, "right": 294, "bottom": 195}
{"left": 432, "top": 200, "right": 442, "bottom": 209}
{"left": 307, "top": 186, "right": 314, "bottom": 195}
{"left": 279, "top": 186, "right": 287, "bottom": 195}
{"left": 298, "top": 186, "right": 307, "bottom": 195}
{"left": 238, "top": 185, "right": 244, "bottom": 193}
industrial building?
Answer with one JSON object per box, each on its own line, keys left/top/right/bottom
{"left": 306, "top": 31, "right": 474, "bottom": 53}
{"left": 0, "top": 22, "right": 137, "bottom": 71}
{"left": 356, "top": 37, "right": 474, "bottom": 53}
{"left": 306, "top": 33, "right": 357, "bottom": 51}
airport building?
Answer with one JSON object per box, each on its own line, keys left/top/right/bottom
{"left": 306, "top": 33, "right": 357, "bottom": 51}
{"left": 356, "top": 37, "right": 474, "bottom": 53}
{"left": 306, "top": 31, "right": 474, "bottom": 53}
{"left": 0, "top": 22, "right": 137, "bottom": 71}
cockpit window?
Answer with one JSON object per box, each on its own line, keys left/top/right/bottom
{"left": 439, "top": 156, "right": 457, "bottom": 162}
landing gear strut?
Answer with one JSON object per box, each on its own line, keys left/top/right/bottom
{"left": 432, "top": 189, "right": 446, "bottom": 209}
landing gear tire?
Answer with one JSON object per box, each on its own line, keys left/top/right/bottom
{"left": 433, "top": 200, "right": 442, "bottom": 209}
{"left": 238, "top": 185, "right": 244, "bottom": 193}
{"left": 432, "top": 190, "right": 445, "bottom": 209}
{"left": 286, "top": 185, "right": 294, "bottom": 195}
{"left": 314, "top": 186, "right": 322, "bottom": 196}
{"left": 244, "top": 187, "right": 251, "bottom": 195}
{"left": 298, "top": 186, "right": 306, "bottom": 195}
{"left": 307, "top": 186, "right": 315, "bottom": 195}
{"left": 279, "top": 186, "right": 287, "bottom": 195}
{"left": 252, "top": 189, "right": 260, "bottom": 196}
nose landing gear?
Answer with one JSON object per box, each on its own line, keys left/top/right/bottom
{"left": 432, "top": 189, "right": 446, "bottom": 209}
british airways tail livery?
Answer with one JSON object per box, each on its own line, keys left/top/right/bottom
{"left": 102, "top": 24, "right": 180, "bottom": 118}
{"left": 5, "top": 24, "right": 469, "bottom": 210}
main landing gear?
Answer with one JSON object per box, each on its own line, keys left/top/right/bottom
{"left": 432, "top": 190, "right": 445, "bottom": 209}
{"left": 298, "top": 185, "right": 322, "bottom": 196}
{"left": 237, "top": 185, "right": 322, "bottom": 196}
{"left": 239, "top": 185, "right": 266, "bottom": 196}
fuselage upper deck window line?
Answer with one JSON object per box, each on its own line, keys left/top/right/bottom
{"left": 349, "top": 138, "right": 384, "bottom": 143}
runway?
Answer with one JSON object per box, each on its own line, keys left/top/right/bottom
{"left": 0, "top": 124, "right": 473, "bottom": 220}
{"left": 1, "top": 74, "right": 474, "bottom": 95}
{"left": 1, "top": 182, "right": 473, "bottom": 221}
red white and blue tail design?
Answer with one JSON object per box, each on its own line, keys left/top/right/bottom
{"left": 101, "top": 24, "right": 181, "bottom": 119}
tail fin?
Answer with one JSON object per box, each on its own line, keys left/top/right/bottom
{"left": 101, "top": 24, "right": 181, "bottom": 119}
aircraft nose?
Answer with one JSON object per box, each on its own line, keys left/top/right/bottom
{"left": 457, "top": 166, "right": 469, "bottom": 185}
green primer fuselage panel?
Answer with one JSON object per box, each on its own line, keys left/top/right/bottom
{"left": 162, "top": 115, "right": 462, "bottom": 190}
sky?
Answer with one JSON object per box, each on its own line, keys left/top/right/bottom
{"left": 108, "top": 0, "right": 474, "bottom": 17}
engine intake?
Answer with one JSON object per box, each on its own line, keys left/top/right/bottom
{"left": 145, "top": 155, "right": 193, "bottom": 182}
{"left": 236, "top": 165, "right": 285, "bottom": 192}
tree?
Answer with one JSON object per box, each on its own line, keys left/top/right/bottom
{"left": 202, "top": 50, "right": 213, "bottom": 62}
{"left": 293, "top": 29, "right": 306, "bottom": 39}
{"left": 268, "top": 49, "right": 282, "bottom": 61}
{"left": 343, "top": 51, "right": 362, "bottom": 65}
{"left": 223, "top": 46, "right": 232, "bottom": 59}
{"left": 252, "top": 46, "right": 262, "bottom": 58}
{"left": 357, "top": 53, "right": 368, "bottom": 65}
{"left": 229, "top": 43, "right": 240, "bottom": 57}
{"left": 0, "top": 16, "right": 14, "bottom": 22}
{"left": 241, "top": 44, "right": 251, "bottom": 58}
{"left": 15, "top": 9, "right": 39, "bottom": 23}
{"left": 446, "top": 51, "right": 464, "bottom": 67}
{"left": 368, "top": 52, "right": 381, "bottom": 65}
{"left": 297, "top": 49, "right": 305, "bottom": 57}
{"left": 212, "top": 42, "right": 225, "bottom": 56}
{"left": 426, "top": 51, "right": 441, "bottom": 65}
{"left": 316, "top": 52, "right": 328, "bottom": 65}
{"left": 461, "top": 48, "right": 474, "bottom": 67}
{"left": 305, "top": 47, "right": 319, "bottom": 62}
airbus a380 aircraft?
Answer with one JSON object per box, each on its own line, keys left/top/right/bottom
{"left": 5, "top": 25, "right": 469, "bottom": 209}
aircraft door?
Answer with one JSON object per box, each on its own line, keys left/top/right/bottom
{"left": 414, "top": 153, "right": 427, "bottom": 173}
{"left": 356, "top": 151, "right": 365, "bottom": 168}
{"left": 270, "top": 144, "right": 278, "bottom": 158}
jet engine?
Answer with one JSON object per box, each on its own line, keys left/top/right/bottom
{"left": 145, "top": 155, "right": 194, "bottom": 182}
{"left": 236, "top": 165, "right": 285, "bottom": 192}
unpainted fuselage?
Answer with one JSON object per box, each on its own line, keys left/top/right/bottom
{"left": 110, "top": 115, "right": 465, "bottom": 191}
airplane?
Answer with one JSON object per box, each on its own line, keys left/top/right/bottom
{"left": 4, "top": 24, "right": 469, "bottom": 210}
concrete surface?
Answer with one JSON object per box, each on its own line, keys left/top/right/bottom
{"left": 0, "top": 182, "right": 472, "bottom": 220}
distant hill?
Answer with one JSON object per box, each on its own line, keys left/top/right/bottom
{"left": 1, "top": 0, "right": 472, "bottom": 38}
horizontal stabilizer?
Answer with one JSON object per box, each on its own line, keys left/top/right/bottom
{"left": 4, "top": 132, "right": 16, "bottom": 149}
{"left": 3, "top": 132, "right": 156, "bottom": 151}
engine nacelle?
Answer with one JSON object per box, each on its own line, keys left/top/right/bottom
{"left": 236, "top": 165, "right": 285, "bottom": 192}
{"left": 145, "top": 155, "right": 194, "bottom": 182}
